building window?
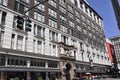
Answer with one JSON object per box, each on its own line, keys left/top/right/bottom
{"left": 1, "top": 11, "right": 7, "bottom": 25}
{"left": 37, "top": 41, "right": 42, "bottom": 54}
{"left": 75, "top": 11, "right": 80, "bottom": 18}
{"left": 90, "top": 10, "right": 92, "bottom": 17}
{"left": 49, "top": 19, "right": 57, "bottom": 28}
{"left": 60, "top": 15, "right": 66, "bottom": 22}
{"left": 34, "top": 12, "right": 45, "bottom": 22}
{"left": 59, "top": 0, "right": 65, "bottom": 5}
{"left": 76, "top": 18, "right": 81, "bottom": 24}
{"left": 11, "top": 34, "right": 15, "bottom": 49}
{"left": 77, "top": 25, "right": 81, "bottom": 31}
{"left": 0, "top": 55, "right": 5, "bottom": 66}
{"left": 37, "top": 26, "right": 42, "bottom": 37}
{"left": 33, "top": 40, "right": 36, "bottom": 53}
{"left": 49, "top": 30, "right": 58, "bottom": 42}
{"left": 61, "top": 35, "right": 68, "bottom": 44}
{"left": 68, "top": 12, "right": 74, "bottom": 19}
{"left": 7, "top": 57, "right": 27, "bottom": 66}
{"left": 69, "top": 21, "right": 74, "bottom": 28}
{"left": 13, "top": 16, "right": 17, "bottom": 28}
{"left": 85, "top": 6, "right": 88, "bottom": 13}
{"left": 80, "top": 1, "right": 83, "bottom": 9}
{"left": 0, "top": 30, "right": 4, "bottom": 46}
{"left": 60, "top": 25, "right": 67, "bottom": 33}
{"left": 34, "top": 0, "right": 45, "bottom": 22}
{"left": 74, "top": 0, "right": 78, "bottom": 6}
{"left": 60, "top": 15, "right": 67, "bottom": 26}
{"left": 30, "top": 59, "right": 45, "bottom": 67}
{"left": 49, "top": 44, "right": 51, "bottom": 54}
{"left": 14, "top": 0, "right": 29, "bottom": 14}
{"left": 81, "top": 15, "right": 85, "bottom": 21}
{"left": 49, "top": 8, "right": 57, "bottom": 18}
{"left": 87, "top": 19, "right": 90, "bottom": 25}
{"left": 21, "top": 0, "right": 30, "bottom": 3}
{"left": 48, "top": 61, "right": 58, "bottom": 68}
{"left": 52, "top": 45, "right": 56, "bottom": 55}
{"left": 94, "top": 14, "right": 96, "bottom": 21}
{"left": 25, "top": 37, "right": 28, "bottom": 51}
{"left": 59, "top": 6, "right": 66, "bottom": 14}
{"left": 69, "top": 28, "right": 75, "bottom": 36}
{"left": 34, "top": 24, "right": 45, "bottom": 38}
{"left": 82, "top": 22, "right": 86, "bottom": 28}
{"left": 49, "top": 0, "right": 56, "bottom": 8}
{"left": 0, "top": 0, "right": 8, "bottom": 6}
{"left": 87, "top": 26, "right": 91, "bottom": 30}
{"left": 83, "top": 29, "right": 87, "bottom": 38}
{"left": 68, "top": 5, "right": 73, "bottom": 12}
{"left": 17, "top": 35, "right": 23, "bottom": 50}
{"left": 77, "top": 31, "right": 81, "bottom": 39}
{"left": 35, "top": 0, "right": 45, "bottom": 12}
{"left": 71, "top": 39, "right": 77, "bottom": 47}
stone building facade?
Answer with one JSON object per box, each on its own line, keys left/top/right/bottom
{"left": 0, "top": 0, "right": 111, "bottom": 80}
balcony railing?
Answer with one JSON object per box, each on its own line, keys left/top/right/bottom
{"left": 59, "top": 54, "right": 75, "bottom": 61}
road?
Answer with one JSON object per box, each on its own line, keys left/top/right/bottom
{"left": 100, "top": 78, "right": 120, "bottom": 80}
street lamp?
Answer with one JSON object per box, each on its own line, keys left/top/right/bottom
{"left": 87, "top": 56, "right": 93, "bottom": 80}
{"left": 89, "top": 57, "right": 93, "bottom": 67}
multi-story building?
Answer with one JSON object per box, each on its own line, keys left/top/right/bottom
{"left": 0, "top": 0, "right": 111, "bottom": 80}
{"left": 106, "top": 39, "right": 119, "bottom": 77}
{"left": 106, "top": 39, "right": 117, "bottom": 64}
{"left": 111, "top": 0, "right": 120, "bottom": 30}
{"left": 109, "top": 36, "right": 120, "bottom": 70}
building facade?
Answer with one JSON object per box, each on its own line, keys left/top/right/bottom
{"left": 106, "top": 39, "right": 119, "bottom": 77}
{"left": 109, "top": 36, "right": 120, "bottom": 70}
{"left": 106, "top": 39, "right": 117, "bottom": 64}
{"left": 0, "top": 0, "right": 111, "bottom": 80}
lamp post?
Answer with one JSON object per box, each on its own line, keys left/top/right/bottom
{"left": 88, "top": 56, "right": 93, "bottom": 80}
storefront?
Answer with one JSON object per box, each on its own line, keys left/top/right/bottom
{"left": 0, "top": 54, "right": 61, "bottom": 80}
{"left": 0, "top": 69, "right": 61, "bottom": 80}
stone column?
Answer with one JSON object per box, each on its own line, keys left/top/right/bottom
{"left": 14, "top": 34, "right": 17, "bottom": 49}
{"left": 5, "top": 56, "right": 8, "bottom": 66}
{"left": 45, "top": 72, "right": 49, "bottom": 80}
{"left": 27, "top": 72, "right": 31, "bottom": 80}
{"left": 22, "top": 36, "right": 26, "bottom": 51}
{"left": 70, "top": 63, "right": 75, "bottom": 80}
{"left": 1, "top": 72, "right": 6, "bottom": 80}
{"left": 27, "top": 60, "right": 30, "bottom": 68}
{"left": 60, "top": 61, "right": 66, "bottom": 80}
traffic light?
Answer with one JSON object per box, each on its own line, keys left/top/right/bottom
{"left": 16, "top": 16, "right": 24, "bottom": 30}
{"left": 25, "top": 17, "right": 31, "bottom": 32}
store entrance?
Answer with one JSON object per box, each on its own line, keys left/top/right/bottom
{"left": 65, "top": 63, "right": 71, "bottom": 80}
{"left": 7, "top": 72, "right": 27, "bottom": 80}
{"left": 31, "top": 72, "right": 46, "bottom": 80}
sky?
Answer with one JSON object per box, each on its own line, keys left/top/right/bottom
{"left": 87, "top": 0, "right": 120, "bottom": 38}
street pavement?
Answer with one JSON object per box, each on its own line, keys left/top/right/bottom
{"left": 100, "top": 78, "right": 120, "bottom": 80}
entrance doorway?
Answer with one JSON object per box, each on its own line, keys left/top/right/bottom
{"left": 7, "top": 72, "right": 27, "bottom": 80}
{"left": 65, "top": 63, "right": 71, "bottom": 80}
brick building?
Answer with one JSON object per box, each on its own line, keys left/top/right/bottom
{"left": 0, "top": 0, "right": 110, "bottom": 80}
{"left": 109, "top": 36, "right": 120, "bottom": 71}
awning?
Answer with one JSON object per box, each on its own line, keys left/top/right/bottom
{"left": 0, "top": 67, "right": 61, "bottom": 72}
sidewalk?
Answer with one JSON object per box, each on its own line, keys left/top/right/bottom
{"left": 102, "top": 78, "right": 120, "bottom": 80}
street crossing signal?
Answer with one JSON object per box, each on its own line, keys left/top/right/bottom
{"left": 25, "top": 17, "right": 31, "bottom": 32}
{"left": 16, "top": 16, "right": 24, "bottom": 30}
